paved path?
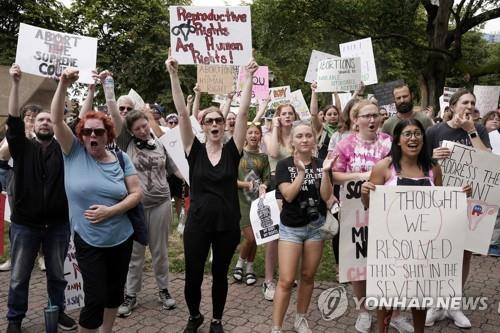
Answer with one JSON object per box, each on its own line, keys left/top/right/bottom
{"left": 0, "top": 255, "right": 499, "bottom": 332}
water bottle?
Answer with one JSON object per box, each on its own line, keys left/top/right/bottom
{"left": 103, "top": 75, "right": 115, "bottom": 101}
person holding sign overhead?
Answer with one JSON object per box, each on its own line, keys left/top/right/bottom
{"left": 166, "top": 54, "right": 258, "bottom": 333}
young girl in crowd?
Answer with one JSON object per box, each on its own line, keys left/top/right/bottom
{"left": 271, "top": 122, "right": 335, "bottom": 333}
{"left": 232, "top": 124, "right": 271, "bottom": 285}
{"left": 167, "top": 55, "right": 258, "bottom": 333}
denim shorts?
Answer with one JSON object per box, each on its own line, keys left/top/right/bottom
{"left": 279, "top": 215, "right": 325, "bottom": 244}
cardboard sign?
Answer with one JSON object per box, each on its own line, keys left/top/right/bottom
{"left": 367, "top": 186, "right": 467, "bottom": 308}
{"left": 339, "top": 38, "right": 378, "bottom": 85}
{"left": 197, "top": 65, "right": 235, "bottom": 95}
{"left": 15, "top": 23, "right": 97, "bottom": 84}
{"left": 372, "top": 80, "right": 405, "bottom": 106}
{"left": 169, "top": 6, "right": 252, "bottom": 65}
{"left": 250, "top": 191, "right": 280, "bottom": 245}
{"left": 269, "top": 86, "right": 291, "bottom": 109}
{"left": 64, "top": 237, "right": 85, "bottom": 311}
{"left": 305, "top": 50, "right": 339, "bottom": 83}
{"left": 290, "top": 90, "right": 310, "bottom": 120}
{"left": 473, "top": 85, "right": 500, "bottom": 116}
{"left": 439, "top": 141, "right": 500, "bottom": 254}
{"left": 316, "top": 57, "right": 362, "bottom": 93}
{"left": 237, "top": 65, "right": 269, "bottom": 100}
{"left": 128, "top": 89, "right": 145, "bottom": 111}
{"left": 338, "top": 179, "right": 369, "bottom": 283}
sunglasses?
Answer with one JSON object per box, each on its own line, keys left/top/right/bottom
{"left": 81, "top": 128, "right": 106, "bottom": 136}
{"left": 119, "top": 106, "right": 134, "bottom": 112}
{"left": 203, "top": 117, "right": 224, "bottom": 125}
{"left": 168, "top": 121, "right": 178, "bottom": 125}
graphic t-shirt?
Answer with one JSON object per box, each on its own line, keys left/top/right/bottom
{"left": 275, "top": 156, "right": 327, "bottom": 227}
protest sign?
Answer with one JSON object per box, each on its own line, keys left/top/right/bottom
{"left": 305, "top": 50, "right": 339, "bottom": 83}
{"left": 269, "top": 86, "right": 291, "bottom": 109}
{"left": 197, "top": 65, "right": 235, "bottom": 95}
{"left": 290, "top": 90, "right": 310, "bottom": 120}
{"left": 158, "top": 126, "right": 190, "bottom": 185}
{"left": 316, "top": 57, "right": 361, "bottom": 93}
{"left": 439, "top": 141, "right": 500, "bottom": 254}
{"left": 338, "top": 179, "right": 369, "bottom": 283}
{"left": 128, "top": 89, "right": 145, "bottom": 110}
{"left": 250, "top": 191, "right": 280, "bottom": 245}
{"left": 339, "top": 38, "right": 378, "bottom": 85}
{"left": 15, "top": 23, "right": 97, "bottom": 84}
{"left": 237, "top": 66, "right": 269, "bottom": 100}
{"left": 169, "top": 6, "right": 252, "bottom": 65}
{"left": 473, "top": 85, "right": 500, "bottom": 116}
{"left": 367, "top": 186, "right": 467, "bottom": 308}
{"left": 64, "top": 237, "right": 85, "bottom": 311}
{"left": 372, "top": 80, "right": 405, "bottom": 106}
{"left": 439, "top": 87, "right": 460, "bottom": 115}
{"left": 380, "top": 103, "right": 397, "bottom": 117}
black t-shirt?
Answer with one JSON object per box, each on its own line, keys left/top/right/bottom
{"left": 186, "top": 137, "right": 242, "bottom": 232}
{"left": 426, "top": 122, "right": 491, "bottom": 157}
{"left": 275, "top": 156, "right": 327, "bottom": 227}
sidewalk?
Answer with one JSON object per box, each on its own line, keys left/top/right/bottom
{"left": 0, "top": 255, "right": 498, "bottom": 332}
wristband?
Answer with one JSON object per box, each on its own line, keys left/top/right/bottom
{"left": 468, "top": 131, "right": 478, "bottom": 138}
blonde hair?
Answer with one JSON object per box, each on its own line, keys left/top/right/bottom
{"left": 200, "top": 106, "right": 224, "bottom": 124}
{"left": 289, "top": 122, "right": 317, "bottom": 155}
{"left": 351, "top": 100, "right": 377, "bottom": 119}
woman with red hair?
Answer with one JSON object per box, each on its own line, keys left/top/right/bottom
{"left": 51, "top": 68, "right": 143, "bottom": 333}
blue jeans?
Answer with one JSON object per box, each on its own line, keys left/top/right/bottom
{"left": 7, "top": 222, "right": 70, "bottom": 322}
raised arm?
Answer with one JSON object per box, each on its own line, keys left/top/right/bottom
{"left": 252, "top": 92, "right": 271, "bottom": 123}
{"left": 8, "top": 64, "right": 21, "bottom": 118}
{"left": 166, "top": 57, "right": 195, "bottom": 154}
{"left": 192, "top": 83, "right": 201, "bottom": 121}
{"left": 333, "top": 92, "right": 342, "bottom": 113}
{"left": 186, "top": 94, "right": 194, "bottom": 115}
{"left": 309, "top": 82, "right": 322, "bottom": 134}
{"left": 144, "top": 105, "right": 164, "bottom": 138}
{"left": 99, "top": 70, "right": 123, "bottom": 136}
{"left": 233, "top": 60, "right": 258, "bottom": 152}
{"left": 221, "top": 91, "right": 235, "bottom": 118}
{"left": 51, "top": 68, "right": 79, "bottom": 154}
{"left": 79, "top": 70, "right": 98, "bottom": 119}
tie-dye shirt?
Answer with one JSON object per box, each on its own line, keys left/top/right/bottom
{"left": 332, "top": 132, "right": 392, "bottom": 173}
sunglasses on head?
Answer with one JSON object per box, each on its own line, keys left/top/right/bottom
{"left": 247, "top": 121, "right": 261, "bottom": 126}
{"left": 203, "top": 117, "right": 224, "bottom": 125}
{"left": 119, "top": 106, "right": 134, "bottom": 112}
{"left": 81, "top": 128, "right": 106, "bottom": 136}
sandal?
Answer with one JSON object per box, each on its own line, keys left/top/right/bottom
{"left": 245, "top": 272, "right": 257, "bottom": 286}
{"left": 232, "top": 267, "right": 243, "bottom": 282}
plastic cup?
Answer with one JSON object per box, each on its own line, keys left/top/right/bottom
{"left": 44, "top": 305, "right": 59, "bottom": 333}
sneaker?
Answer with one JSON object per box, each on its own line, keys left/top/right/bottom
{"left": 0, "top": 259, "right": 11, "bottom": 271}
{"left": 262, "top": 281, "right": 276, "bottom": 301}
{"left": 390, "top": 315, "right": 414, "bottom": 333}
{"left": 159, "top": 289, "right": 176, "bottom": 309}
{"left": 209, "top": 320, "right": 224, "bottom": 333}
{"left": 6, "top": 321, "right": 21, "bottom": 333}
{"left": 38, "top": 256, "right": 46, "bottom": 271}
{"left": 271, "top": 328, "right": 282, "bottom": 333}
{"left": 425, "top": 308, "right": 445, "bottom": 326}
{"left": 58, "top": 312, "right": 77, "bottom": 331}
{"left": 118, "top": 295, "right": 137, "bottom": 317}
{"left": 446, "top": 309, "right": 471, "bottom": 328}
{"left": 183, "top": 314, "right": 204, "bottom": 333}
{"left": 294, "top": 316, "right": 312, "bottom": 333}
{"left": 355, "top": 311, "right": 372, "bottom": 333}
{"left": 488, "top": 245, "right": 500, "bottom": 257}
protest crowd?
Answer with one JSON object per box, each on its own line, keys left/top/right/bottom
{"left": 1, "top": 5, "right": 500, "bottom": 333}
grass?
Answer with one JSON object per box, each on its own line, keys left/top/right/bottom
{"left": 0, "top": 209, "right": 337, "bottom": 282}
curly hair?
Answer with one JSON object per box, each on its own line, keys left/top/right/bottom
{"left": 75, "top": 111, "right": 116, "bottom": 144}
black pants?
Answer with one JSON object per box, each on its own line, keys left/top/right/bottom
{"left": 183, "top": 228, "right": 240, "bottom": 319}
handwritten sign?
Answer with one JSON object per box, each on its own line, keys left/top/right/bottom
{"left": 250, "top": 191, "right": 280, "bottom": 245}
{"left": 338, "top": 179, "right": 369, "bottom": 283}
{"left": 269, "top": 86, "right": 291, "bottom": 109}
{"left": 367, "top": 186, "right": 466, "bottom": 308}
{"left": 197, "top": 65, "right": 235, "bottom": 95}
{"left": 169, "top": 6, "right": 252, "bottom": 65}
{"left": 372, "top": 80, "right": 405, "bottom": 106}
{"left": 305, "top": 50, "right": 339, "bottom": 83}
{"left": 439, "top": 141, "right": 500, "bottom": 254}
{"left": 15, "top": 23, "right": 97, "bottom": 84}
{"left": 316, "top": 57, "right": 361, "bottom": 93}
{"left": 290, "top": 90, "right": 310, "bottom": 120}
{"left": 473, "top": 85, "right": 500, "bottom": 116}
{"left": 64, "top": 237, "right": 85, "bottom": 311}
{"left": 128, "top": 89, "right": 145, "bottom": 111}
{"left": 339, "top": 37, "right": 378, "bottom": 85}
{"left": 237, "top": 65, "right": 269, "bottom": 100}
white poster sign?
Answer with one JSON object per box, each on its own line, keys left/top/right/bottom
{"left": 158, "top": 126, "right": 190, "bottom": 185}
{"left": 439, "top": 141, "right": 500, "bottom": 254}
{"left": 64, "top": 237, "right": 85, "bottom": 311}
{"left": 128, "top": 89, "right": 145, "bottom": 111}
{"left": 473, "top": 85, "right": 500, "bottom": 116}
{"left": 316, "top": 57, "right": 362, "bottom": 93}
{"left": 290, "top": 90, "right": 310, "bottom": 120}
{"left": 250, "top": 191, "right": 280, "bottom": 245}
{"left": 15, "top": 23, "right": 97, "bottom": 84}
{"left": 367, "top": 186, "right": 467, "bottom": 308}
{"left": 305, "top": 50, "right": 340, "bottom": 83}
{"left": 269, "top": 86, "right": 291, "bottom": 109}
{"left": 169, "top": 6, "right": 252, "bottom": 65}
{"left": 339, "top": 37, "right": 378, "bottom": 85}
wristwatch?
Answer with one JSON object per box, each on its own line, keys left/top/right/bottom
{"left": 468, "top": 130, "right": 478, "bottom": 138}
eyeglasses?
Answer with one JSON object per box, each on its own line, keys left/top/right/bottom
{"left": 81, "top": 128, "right": 106, "bottom": 136}
{"left": 401, "top": 130, "right": 423, "bottom": 139}
{"left": 203, "top": 117, "right": 224, "bottom": 125}
{"left": 358, "top": 113, "right": 380, "bottom": 120}
{"left": 119, "top": 106, "right": 134, "bottom": 112}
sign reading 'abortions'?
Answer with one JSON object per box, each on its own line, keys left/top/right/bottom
{"left": 169, "top": 6, "right": 252, "bottom": 65}
{"left": 15, "top": 23, "right": 97, "bottom": 84}
{"left": 316, "top": 57, "right": 361, "bottom": 92}
{"left": 367, "top": 186, "right": 467, "bottom": 308}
